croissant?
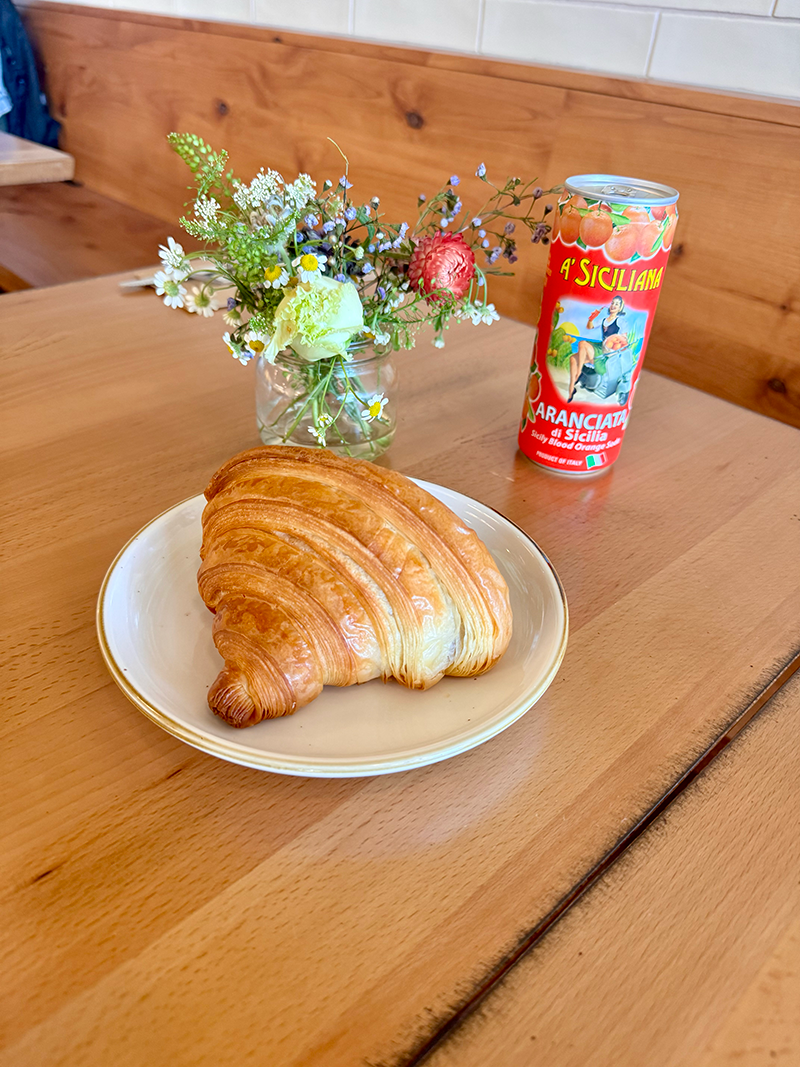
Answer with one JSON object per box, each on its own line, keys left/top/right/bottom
{"left": 198, "top": 446, "right": 512, "bottom": 727}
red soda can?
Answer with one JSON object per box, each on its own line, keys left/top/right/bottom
{"left": 519, "top": 174, "right": 679, "bottom": 475}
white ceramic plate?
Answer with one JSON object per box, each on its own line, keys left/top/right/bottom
{"left": 97, "top": 481, "right": 568, "bottom": 777}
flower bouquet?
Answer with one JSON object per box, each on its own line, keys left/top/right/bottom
{"left": 156, "top": 133, "right": 555, "bottom": 459}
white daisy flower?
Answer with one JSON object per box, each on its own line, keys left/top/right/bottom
{"left": 158, "top": 236, "right": 189, "bottom": 278}
{"left": 223, "top": 331, "right": 251, "bottom": 365}
{"left": 153, "top": 270, "right": 186, "bottom": 309}
{"left": 317, "top": 412, "right": 334, "bottom": 428}
{"left": 471, "top": 303, "right": 500, "bottom": 326}
{"left": 223, "top": 307, "right": 242, "bottom": 326}
{"left": 292, "top": 252, "right": 327, "bottom": 282}
{"left": 308, "top": 425, "right": 327, "bottom": 446}
{"left": 361, "top": 393, "right": 388, "bottom": 422}
{"left": 184, "top": 285, "right": 223, "bottom": 318}
{"left": 373, "top": 331, "right": 391, "bottom": 346}
{"left": 245, "top": 330, "right": 270, "bottom": 357}
{"left": 263, "top": 263, "right": 289, "bottom": 288}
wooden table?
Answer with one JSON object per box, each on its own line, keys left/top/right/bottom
{"left": 0, "top": 130, "right": 74, "bottom": 185}
{"left": 2, "top": 274, "right": 799, "bottom": 1066}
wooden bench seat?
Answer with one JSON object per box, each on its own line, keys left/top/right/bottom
{"left": 0, "top": 181, "right": 171, "bottom": 291}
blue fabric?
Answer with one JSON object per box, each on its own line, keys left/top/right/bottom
{"left": 0, "top": 0, "right": 60, "bottom": 147}
{"left": 0, "top": 52, "right": 11, "bottom": 117}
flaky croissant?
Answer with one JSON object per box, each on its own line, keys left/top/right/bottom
{"left": 198, "top": 446, "right": 512, "bottom": 727}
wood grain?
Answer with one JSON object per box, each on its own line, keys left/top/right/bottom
{"left": 18, "top": 3, "right": 800, "bottom": 428}
{"left": 0, "top": 182, "right": 180, "bottom": 289}
{"left": 0, "top": 130, "right": 73, "bottom": 186}
{"left": 699, "top": 913, "right": 800, "bottom": 1067}
{"left": 1, "top": 275, "right": 800, "bottom": 1065}
{"left": 421, "top": 671, "right": 800, "bottom": 1067}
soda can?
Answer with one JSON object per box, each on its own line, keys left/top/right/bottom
{"left": 519, "top": 174, "right": 679, "bottom": 476}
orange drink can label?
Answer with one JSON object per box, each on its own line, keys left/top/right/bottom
{"left": 519, "top": 174, "right": 679, "bottom": 475}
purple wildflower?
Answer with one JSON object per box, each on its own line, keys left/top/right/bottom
{"left": 227, "top": 296, "right": 237, "bottom": 311}
{"left": 335, "top": 273, "right": 346, "bottom": 282}
{"left": 304, "top": 214, "right": 319, "bottom": 228}
{"left": 377, "top": 286, "right": 386, "bottom": 300}
{"left": 344, "top": 206, "right": 357, "bottom": 221}
{"left": 533, "top": 186, "right": 543, "bottom": 199}
{"left": 339, "top": 175, "right": 353, "bottom": 189}
{"left": 476, "top": 163, "right": 486, "bottom": 178}
{"left": 504, "top": 221, "right": 516, "bottom": 235}
{"left": 472, "top": 217, "right": 482, "bottom": 226}
{"left": 450, "top": 175, "right": 460, "bottom": 186}
{"left": 418, "top": 194, "right": 426, "bottom": 203}
{"left": 322, "top": 221, "right": 336, "bottom": 234}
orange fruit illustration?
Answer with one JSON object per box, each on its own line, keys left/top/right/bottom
{"left": 579, "top": 209, "right": 613, "bottom": 248}
{"left": 637, "top": 221, "right": 661, "bottom": 258}
{"left": 623, "top": 206, "right": 650, "bottom": 224}
{"left": 559, "top": 205, "right": 582, "bottom": 244}
{"left": 605, "top": 224, "right": 639, "bottom": 262}
{"left": 605, "top": 335, "right": 628, "bottom": 351}
{"left": 569, "top": 195, "right": 588, "bottom": 210}
{"left": 662, "top": 217, "right": 676, "bottom": 250}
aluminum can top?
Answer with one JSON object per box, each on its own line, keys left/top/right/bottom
{"left": 564, "top": 174, "right": 679, "bottom": 207}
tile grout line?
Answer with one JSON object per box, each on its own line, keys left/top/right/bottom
{"left": 475, "top": 0, "right": 487, "bottom": 55}
{"left": 644, "top": 10, "right": 661, "bottom": 77}
{"left": 395, "top": 646, "right": 800, "bottom": 1067}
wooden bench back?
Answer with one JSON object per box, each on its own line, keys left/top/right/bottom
{"left": 22, "top": 2, "right": 800, "bottom": 428}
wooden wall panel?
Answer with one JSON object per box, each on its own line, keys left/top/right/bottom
{"left": 19, "top": 2, "right": 800, "bottom": 428}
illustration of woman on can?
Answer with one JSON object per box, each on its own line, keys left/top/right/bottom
{"left": 567, "top": 295, "right": 627, "bottom": 402}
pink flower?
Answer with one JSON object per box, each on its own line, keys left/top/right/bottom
{"left": 408, "top": 232, "right": 476, "bottom": 304}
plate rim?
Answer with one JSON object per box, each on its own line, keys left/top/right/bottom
{"left": 96, "top": 481, "right": 569, "bottom": 777}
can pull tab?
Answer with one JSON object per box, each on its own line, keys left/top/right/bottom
{"left": 600, "top": 183, "right": 639, "bottom": 198}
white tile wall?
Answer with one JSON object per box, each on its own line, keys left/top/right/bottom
{"left": 253, "top": 0, "right": 350, "bottom": 36}
{"left": 650, "top": 12, "right": 800, "bottom": 99}
{"left": 353, "top": 0, "right": 481, "bottom": 53}
{"left": 482, "top": 1, "right": 656, "bottom": 77}
{"left": 176, "top": 0, "right": 250, "bottom": 21}
{"left": 43, "top": 0, "right": 800, "bottom": 102}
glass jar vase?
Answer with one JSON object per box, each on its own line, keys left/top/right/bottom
{"left": 255, "top": 344, "right": 397, "bottom": 460}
